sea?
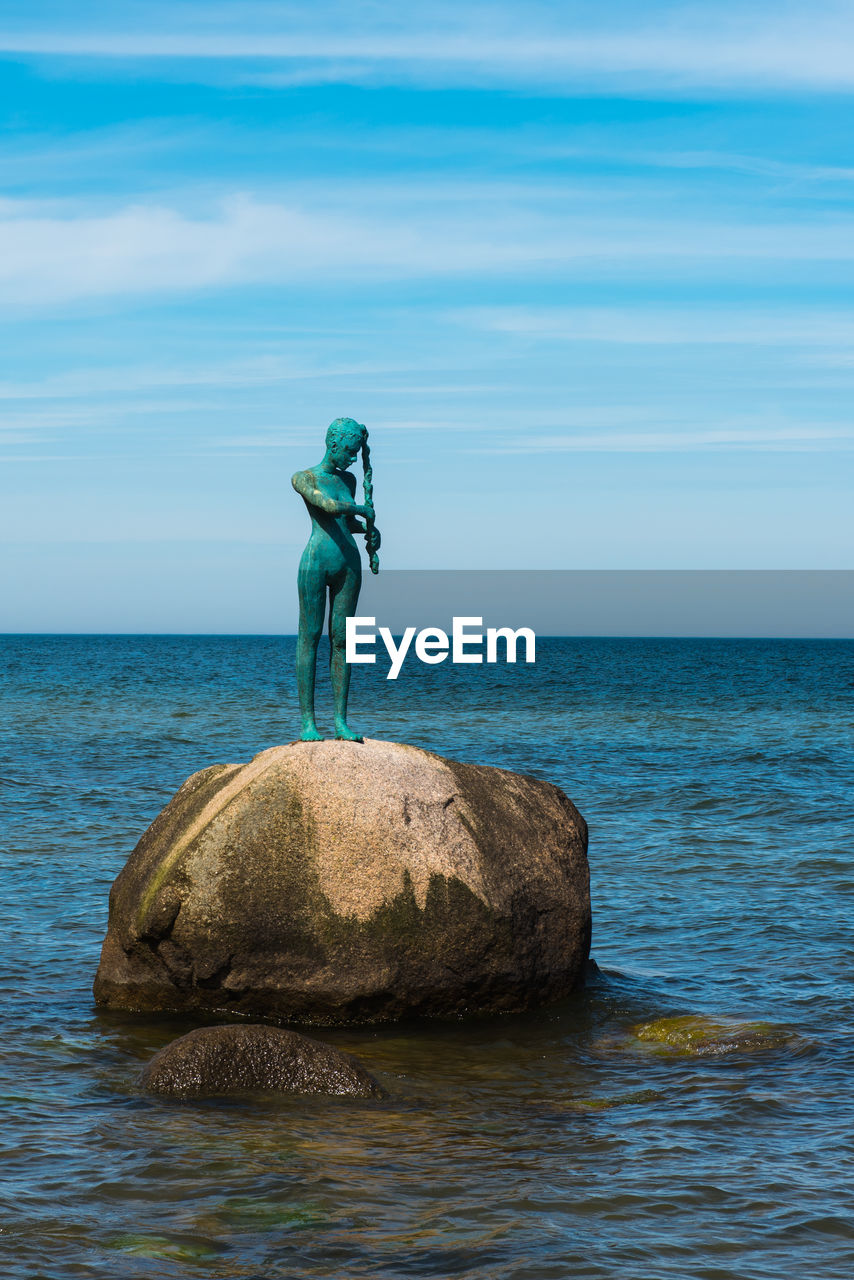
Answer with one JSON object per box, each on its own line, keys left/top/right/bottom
{"left": 1, "top": 635, "right": 853, "bottom": 1280}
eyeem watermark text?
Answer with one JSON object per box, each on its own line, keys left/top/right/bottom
{"left": 346, "top": 616, "right": 536, "bottom": 679}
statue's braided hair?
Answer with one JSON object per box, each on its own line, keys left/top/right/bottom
{"left": 361, "top": 436, "right": 379, "bottom": 574}
{"left": 326, "top": 417, "right": 379, "bottom": 574}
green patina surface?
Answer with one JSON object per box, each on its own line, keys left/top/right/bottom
{"left": 292, "top": 417, "right": 380, "bottom": 743}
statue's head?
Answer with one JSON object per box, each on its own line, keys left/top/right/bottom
{"left": 325, "top": 416, "right": 367, "bottom": 470}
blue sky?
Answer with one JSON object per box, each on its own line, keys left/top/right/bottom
{"left": 1, "top": 1, "right": 853, "bottom": 630}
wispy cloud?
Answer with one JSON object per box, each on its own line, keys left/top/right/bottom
{"left": 460, "top": 306, "right": 854, "bottom": 348}
{"left": 0, "top": 399, "right": 241, "bottom": 434}
{"left": 0, "top": 195, "right": 427, "bottom": 304}
{"left": 625, "top": 150, "right": 854, "bottom": 186}
{"left": 11, "top": 111, "right": 853, "bottom": 199}
{"left": 2, "top": 3, "right": 854, "bottom": 93}
{"left": 480, "top": 423, "right": 854, "bottom": 453}
{"left": 3, "top": 190, "right": 854, "bottom": 306}
{"left": 0, "top": 353, "right": 415, "bottom": 400}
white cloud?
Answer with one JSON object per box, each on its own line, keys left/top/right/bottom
{"left": 0, "top": 195, "right": 426, "bottom": 303}
{"left": 0, "top": 353, "right": 415, "bottom": 400}
{"left": 2, "top": 3, "right": 854, "bottom": 92}
{"left": 3, "top": 191, "right": 854, "bottom": 307}
{"left": 628, "top": 151, "right": 854, "bottom": 186}
{"left": 480, "top": 423, "right": 854, "bottom": 453}
{"left": 460, "top": 306, "right": 854, "bottom": 347}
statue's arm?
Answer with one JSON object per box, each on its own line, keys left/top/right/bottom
{"left": 341, "top": 472, "right": 369, "bottom": 531}
{"left": 292, "top": 470, "right": 366, "bottom": 517}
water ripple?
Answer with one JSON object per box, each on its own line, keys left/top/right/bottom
{"left": 1, "top": 636, "right": 853, "bottom": 1279}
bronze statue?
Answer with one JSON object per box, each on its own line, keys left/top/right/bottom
{"left": 292, "top": 418, "right": 380, "bottom": 742}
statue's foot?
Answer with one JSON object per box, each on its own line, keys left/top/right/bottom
{"left": 299, "top": 724, "right": 324, "bottom": 742}
{"left": 334, "top": 720, "right": 363, "bottom": 743}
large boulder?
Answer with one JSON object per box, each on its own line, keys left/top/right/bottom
{"left": 139, "top": 1023, "right": 385, "bottom": 1098}
{"left": 94, "top": 739, "right": 590, "bottom": 1024}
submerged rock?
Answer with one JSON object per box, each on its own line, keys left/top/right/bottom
{"left": 110, "top": 1234, "right": 221, "bottom": 1263}
{"left": 563, "top": 1088, "right": 662, "bottom": 1112}
{"left": 94, "top": 738, "right": 590, "bottom": 1024}
{"left": 139, "top": 1023, "right": 384, "bottom": 1098}
{"left": 631, "top": 1015, "right": 796, "bottom": 1057}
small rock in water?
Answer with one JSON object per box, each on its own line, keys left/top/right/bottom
{"left": 631, "top": 1015, "right": 796, "bottom": 1057}
{"left": 139, "top": 1023, "right": 386, "bottom": 1098}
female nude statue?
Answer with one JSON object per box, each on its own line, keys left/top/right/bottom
{"left": 291, "top": 417, "right": 380, "bottom": 742}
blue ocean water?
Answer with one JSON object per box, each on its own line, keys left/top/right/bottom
{"left": 1, "top": 635, "right": 853, "bottom": 1279}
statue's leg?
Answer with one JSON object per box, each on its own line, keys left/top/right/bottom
{"left": 296, "top": 557, "right": 327, "bottom": 741}
{"left": 329, "top": 567, "right": 362, "bottom": 742}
